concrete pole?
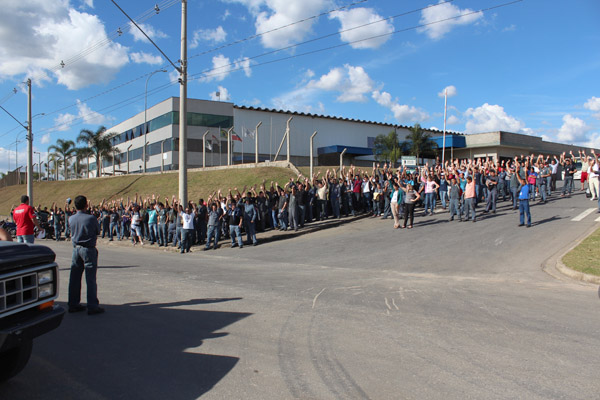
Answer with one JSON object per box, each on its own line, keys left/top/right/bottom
{"left": 255, "top": 121, "right": 262, "bottom": 164}
{"left": 227, "top": 127, "right": 233, "bottom": 166}
{"left": 286, "top": 117, "right": 292, "bottom": 163}
{"left": 112, "top": 150, "right": 116, "bottom": 176}
{"left": 202, "top": 130, "right": 209, "bottom": 168}
{"left": 87, "top": 157, "right": 90, "bottom": 179}
{"left": 340, "top": 148, "right": 347, "bottom": 178}
{"left": 178, "top": 0, "right": 188, "bottom": 205}
{"left": 310, "top": 131, "right": 317, "bottom": 179}
{"left": 27, "top": 79, "right": 33, "bottom": 204}
{"left": 176, "top": 0, "right": 187, "bottom": 204}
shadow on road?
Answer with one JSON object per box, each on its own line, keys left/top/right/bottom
{"left": 1, "top": 297, "right": 250, "bottom": 400}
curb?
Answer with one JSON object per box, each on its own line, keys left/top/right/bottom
{"left": 543, "top": 222, "right": 600, "bottom": 285}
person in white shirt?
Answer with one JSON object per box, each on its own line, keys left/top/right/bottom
{"left": 589, "top": 157, "right": 599, "bottom": 201}
{"left": 180, "top": 206, "right": 195, "bottom": 254}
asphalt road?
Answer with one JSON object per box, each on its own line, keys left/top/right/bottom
{"left": 2, "top": 191, "right": 600, "bottom": 400}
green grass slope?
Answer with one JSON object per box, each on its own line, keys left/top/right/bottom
{"left": 0, "top": 167, "right": 302, "bottom": 214}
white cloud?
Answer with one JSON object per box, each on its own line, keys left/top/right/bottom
{"left": 446, "top": 115, "right": 460, "bottom": 125}
{"left": 222, "top": 9, "right": 231, "bottom": 20}
{"left": 53, "top": 113, "right": 76, "bottom": 132}
{"left": 372, "top": 90, "right": 429, "bottom": 123}
{"left": 502, "top": 24, "right": 516, "bottom": 32}
{"left": 81, "top": 0, "right": 94, "bottom": 8}
{"left": 307, "top": 65, "right": 374, "bottom": 102}
{"left": 202, "top": 54, "right": 232, "bottom": 82}
{"left": 235, "top": 57, "right": 252, "bottom": 77}
{"left": 51, "top": 100, "right": 111, "bottom": 132}
{"left": 556, "top": 114, "right": 590, "bottom": 143}
{"left": 0, "top": 4, "right": 129, "bottom": 90}
{"left": 200, "top": 54, "right": 251, "bottom": 82}
{"left": 209, "top": 86, "right": 231, "bottom": 101}
{"left": 584, "top": 96, "right": 600, "bottom": 119}
{"left": 190, "top": 26, "right": 227, "bottom": 48}
{"left": 227, "top": 0, "right": 331, "bottom": 49}
{"left": 438, "top": 85, "right": 457, "bottom": 98}
{"left": 128, "top": 22, "right": 167, "bottom": 42}
{"left": 130, "top": 51, "right": 163, "bottom": 65}
{"left": 418, "top": 0, "right": 483, "bottom": 40}
{"left": 464, "top": 103, "right": 528, "bottom": 134}
{"left": 329, "top": 8, "right": 394, "bottom": 49}
{"left": 41, "top": 133, "right": 52, "bottom": 144}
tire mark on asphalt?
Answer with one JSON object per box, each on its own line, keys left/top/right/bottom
{"left": 277, "top": 304, "right": 316, "bottom": 399}
{"left": 308, "top": 312, "right": 371, "bottom": 400}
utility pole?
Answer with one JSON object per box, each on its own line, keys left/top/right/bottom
{"left": 178, "top": 0, "right": 188, "bottom": 205}
{"left": 27, "top": 79, "right": 33, "bottom": 204}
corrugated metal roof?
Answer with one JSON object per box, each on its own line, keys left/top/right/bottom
{"left": 233, "top": 104, "right": 463, "bottom": 136}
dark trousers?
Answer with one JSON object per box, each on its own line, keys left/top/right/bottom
{"left": 403, "top": 203, "right": 415, "bottom": 227}
{"left": 68, "top": 246, "right": 99, "bottom": 310}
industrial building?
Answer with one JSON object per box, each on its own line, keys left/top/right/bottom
{"left": 100, "top": 97, "right": 443, "bottom": 174}
{"left": 99, "top": 97, "right": 596, "bottom": 175}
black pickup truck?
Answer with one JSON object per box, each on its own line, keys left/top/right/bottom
{"left": 0, "top": 242, "right": 65, "bottom": 382}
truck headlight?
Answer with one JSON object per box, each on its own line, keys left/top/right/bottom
{"left": 38, "top": 270, "right": 54, "bottom": 285}
{"left": 39, "top": 283, "right": 54, "bottom": 298}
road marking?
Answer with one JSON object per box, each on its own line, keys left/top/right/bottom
{"left": 596, "top": 216, "right": 600, "bottom": 222}
{"left": 312, "top": 288, "right": 326, "bottom": 309}
{"left": 572, "top": 208, "right": 596, "bottom": 222}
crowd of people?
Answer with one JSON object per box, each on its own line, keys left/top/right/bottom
{"left": 7, "top": 150, "right": 600, "bottom": 251}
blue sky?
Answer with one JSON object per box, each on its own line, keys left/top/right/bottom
{"left": 0, "top": 0, "right": 599, "bottom": 173}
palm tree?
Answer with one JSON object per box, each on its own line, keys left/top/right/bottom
{"left": 75, "top": 147, "right": 94, "bottom": 179}
{"left": 402, "top": 123, "right": 438, "bottom": 164}
{"left": 47, "top": 153, "right": 62, "bottom": 181}
{"left": 77, "top": 126, "right": 119, "bottom": 177}
{"left": 373, "top": 130, "right": 402, "bottom": 166}
{"left": 48, "top": 139, "right": 76, "bottom": 180}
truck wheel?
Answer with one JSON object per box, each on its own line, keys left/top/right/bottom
{"left": 0, "top": 340, "right": 33, "bottom": 382}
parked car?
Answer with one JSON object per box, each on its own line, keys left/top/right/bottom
{"left": 0, "top": 242, "right": 64, "bottom": 382}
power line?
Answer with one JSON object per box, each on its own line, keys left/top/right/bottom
{"left": 0, "top": 0, "right": 179, "bottom": 107}
{"left": 187, "top": 0, "right": 460, "bottom": 80}
{"left": 5, "top": 0, "right": 523, "bottom": 140}
{"left": 187, "top": 0, "right": 370, "bottom": 61}
{"left": 1, "top": 0, "right": 372, "bottom": 134}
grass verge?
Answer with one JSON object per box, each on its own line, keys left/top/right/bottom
{"left": 0, "top": 166, "right": 302, "bottom": 215}
{"left": 562, "top": 226, "right": 600, "bottom": 276}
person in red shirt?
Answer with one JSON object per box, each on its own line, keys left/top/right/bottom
{"left": 12, "top": 195, "right": 43, "bottom": 244}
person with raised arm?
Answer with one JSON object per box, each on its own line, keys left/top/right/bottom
{"left": 515, "top": 159, "right": 532, "bottom": 227}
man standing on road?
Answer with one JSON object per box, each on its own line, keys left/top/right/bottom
{"left": 13, "top": 195, "right": 43, "bottom": 244}
{"left": 515, "top": 161, "right": 532, "bottom": 228}
{"left": 68, "top": 195, "right": 104, "bottom": 315}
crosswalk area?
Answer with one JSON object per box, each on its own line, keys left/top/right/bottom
{"left": 570, "top": 207, "right": 600, "bottom": 222}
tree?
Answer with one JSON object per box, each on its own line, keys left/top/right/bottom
{"left": 373, "top": 130, "right": 403, "bottom": 165}
{"left": 77, "top": 126, "right": 119, "bottom": 177}
{"left": 47, "top": 153, "right": 62, "bottom": 181}
{"left": 402, "top": 123, "right": 438, "bottom": 163}
{"left": 48, "top": 139, "right": 76, "bottom": 180}
{"left": 75, "top": 147, "right": 94, "bottom": 178}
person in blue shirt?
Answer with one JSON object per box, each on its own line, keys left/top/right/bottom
{"left": 515, "top": 160, "right": 532, "bottom": 228}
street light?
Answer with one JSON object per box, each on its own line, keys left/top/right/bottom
{"left": 144, "top": 68, "right": 167, "bottom": 173}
